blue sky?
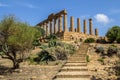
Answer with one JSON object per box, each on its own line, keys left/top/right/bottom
{"left": 0, "top": 0, "right": 120, "bottom": 36}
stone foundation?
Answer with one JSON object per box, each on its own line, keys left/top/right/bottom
{"left": 56, "top": 31, "right": 98, "bottom": 41}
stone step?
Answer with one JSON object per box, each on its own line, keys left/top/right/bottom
{"left": 65, "top": 63, "right": 87, "bottom": 66}
{"left": 68, "top": 59, "right": 86, "bottom": 62}
{"left": 72, "top": 55, "right": 86, "bottom": 57}
{"left": 68, "top": 57, "right": 85, "bottom": 60}
{"left": 74, "top": 53, "right": 86, "bottom": 56}
{"left": 54, "top": 78, "right": 90, "bottom": 80}
{"left": 67, "top": 61, "right": 86, "bottom": 63}
{"left": 55, "top": 71, "right": 90, "bottom": 78}
{"left": 61, "top": 66, "right": 88, "bottom": 71}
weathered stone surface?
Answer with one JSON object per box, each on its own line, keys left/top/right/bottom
{"left": 95, "top": 28, "right": 99, "bottom": 36}
{"left": 70, "top": 16, "right": 74, "bottom": 32}
{"left": 77, "top": 18, "right": 81, "bottom": 33}
{"left": 89, "top": 18, "right": 93, "bottom": 35}
{"left": 83, "top": 20, "right": 87, "bottom": 34}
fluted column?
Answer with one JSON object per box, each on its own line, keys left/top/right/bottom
{"left": 46, "top": 23, "right": 49, "bottom": 36}
{"left": 89, "top": 18, "right": 93, "bottom": 35}
{"left": 58, "top": 15, "right": 62, "bottom": 32}
{"left": 83, "top": 20, "right": 87, "bottom": 34}
{"left": 95, "top": 28, "right": 99, "bottom": 36}
{"left": 70, "top": 16, "right": 74, "bottom": 32}
{"left": 77, "top": 18, "right": 81, "bottom": 33}
{"left": 50, "top": 20, "right": 52, "bottom": 34}
{"left": 54, "top": 19, "right": 57, "bottom": 34}
{"left": 63, "top": 10, "right": 67, "bottom": 32}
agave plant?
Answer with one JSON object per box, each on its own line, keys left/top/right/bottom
{"left": 34, "top": 50, "right": 56, "bottom": 64}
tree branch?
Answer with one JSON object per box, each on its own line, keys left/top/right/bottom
{"left": 0, "top": 54, "right": 10, "bottom": 59}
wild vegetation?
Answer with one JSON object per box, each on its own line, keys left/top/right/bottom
{"left": 84, "top": 38, "right": 95, "bottom": 43}
{"left": 28, "top": 34, "right": 78, "bottom": 65}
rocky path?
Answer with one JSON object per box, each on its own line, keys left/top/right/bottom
{"left": 53, "top": 44, "right": 90, "bottom": 80}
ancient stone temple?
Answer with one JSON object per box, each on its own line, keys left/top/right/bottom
{"left": 36, "top": 10, "right": 99, "bottom": 41}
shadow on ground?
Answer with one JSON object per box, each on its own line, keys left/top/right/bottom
{"left": 0, "top": 65, "right": 12, "bottom": 75}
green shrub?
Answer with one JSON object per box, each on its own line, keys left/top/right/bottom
{"left": 28, "top": 56, "right": 36, "bottom": 65}
{"left": 56, "top": 41, "right": 77, "bottom": 54}
{"left": 86, "top": 55, "right": 90, "bottom": 62}
{"left": 97, "top": 58, "right": 104, "bottom": 65}
{"left": 96, "top": 38, "right": 106, "bottom": 43}
{"left": 107, "top": 45, "right": 118, "bottom": 56}
{"left": 32, "top": 39, "right": 40, "bottom": 47}
{"left": 117, "top": 37, "right": 120, "bottom": 43}
{"left": 39, "top": 44, "right": 48, "bottom": 50}
{"left": 34, "top": 50, "right": 56, "bottom": 64}
{"left": 48, "top": 39, "right": 57, "bottom": 47}
{"left": 110, "top": 44, "right": 117, "bottom": 47}
{"left": 65, "top": 44, "right": 77, "bottom": 54}
{"left": 47, "top": 34, "right": 57, "bottom": 47}
{"left": 55, "top": 46, "right": 68, "bottom": 60}
{"left": 46, "top": 34, "right": 57, "bottom": 40}
{"left": 56, "top": 41, "right": 65, "bottom": 47}
{"left": 84, "top": 38, "right": 95, "bottom": 43}
{"left": 95, "top": 46, "right": 104, "bottom": 54}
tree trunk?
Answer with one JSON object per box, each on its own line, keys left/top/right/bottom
{"left": 12, "top": 59, "right": 20, "bottom": 69}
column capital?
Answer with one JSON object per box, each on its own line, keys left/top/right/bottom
{"left": 63, "top": 9, "right": 67, "bottom": 15}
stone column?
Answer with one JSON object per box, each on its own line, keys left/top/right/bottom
{"left": 77, "top": 18, "right": 81, "bottom": 33}
{"left": 46, "top": 22, "right": 49, "bottom": 36}
{"left": 58, "top": 15, "right": 62, "bottom": 32}
{"left": 95, "top": 28, "right": 99, "bottom": 36}
{"left": 89, "top": 18, "right": 93, "bottom": 35}
{"left": 83, "top": 20, "right": 87, "bottom": 34}
{"left": 70, "top": 16, "right": 74, "bottom": 32}
{"left": 63, "top": 10, "right": 67, "bottom": 32}
{"left": 43, "top": 23, "right": 46, "bottom": 37}
{"left": 50, "top": 20, "right": 52, "bottom": 34}
{"left": 54, "top": 18, "right": 57, "bottom": 34}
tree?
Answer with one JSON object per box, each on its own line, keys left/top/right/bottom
{"left": 106, "top": 26, "right": 120, "bottom": 43}
{"left": 0, "top": 15, "right": 41, "bottom": 69}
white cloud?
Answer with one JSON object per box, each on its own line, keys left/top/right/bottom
{"left": 0, "top": 2, "right": 9, "bottom": 7}
{"left": 94, "top": 14, "right": 111, "bottom": 24}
